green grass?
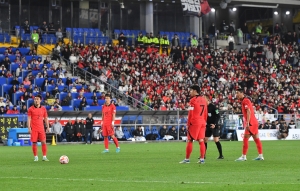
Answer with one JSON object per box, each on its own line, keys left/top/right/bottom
{"left": 0, "top": 141, "right": 300, "bottom": 191}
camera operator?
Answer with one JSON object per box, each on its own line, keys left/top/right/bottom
{"left": 277, "top": 120, "right": 289, "bottom": 139}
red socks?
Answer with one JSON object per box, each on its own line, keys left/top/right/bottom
{"left": 254, "top": 138, "right": 263, "bottom": 154}
{"left": 199, "top": 141, "right": 206, "bottom": 159}
{"left": 42, "top": 143, "right": 47, "bottom": 156}
{"left": 32, "top": 144, "right": 37, "bottom": 156}
{"left": 104, "top": 137, "right": 109, "bottom": 149}
{"left": 185, "top": 141, "right": 193, "bottom": 159}
{"left": 243, "top": 138, "right": 249, "bottom": 155}
{"left": 113, "top": 137, "right": 119, "bottom": 148}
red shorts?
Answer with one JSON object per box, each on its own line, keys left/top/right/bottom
{"left": 102, "top": 124, "right": 114, "bottom": 137}
{"left": 31, "top": 130, "right": 46, "bottom": 142}
{"left": 244, "top": 124, "right": 259, "bottom": 135}
{"left": 187, "top": 124, "right": 206, "bottom": 140}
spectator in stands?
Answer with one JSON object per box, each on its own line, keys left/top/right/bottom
{"left": 20, "top": 92, "right": 31, "bottom": 104}
{"left": 61, "top": 92, "right": 72, "bottom": 106}
{"left": 115, "top": 126, "right": 126, "bottom": 141}
{"left": 7, "top": 105, "right": 19, "bottom": 114}
{"left": 23, "top": 77, "right": 31, "bottom": 85}
{"left": 91, "top": 99, "right": 98, "bottom": 106}
{"left": 54, "top": 102, "right": 62, "bottom": 111}
{"left": 56, "top": 28, "right": 63, "bottom": 43}
{"left": 159, "top": 125, "right": 169, "bottom": 139}
{"left": 1, "top": 56, "right": 11, "bottom": 70}
{"left": 40, "top": 21, "right": 48, "bottom": 34}
{"left": 118, "top": 32, "right": 127, "bottom": 47}
{"left": 18, "top": 84, "right": 26, "bottom": 93}
{"left": 241, "top": 22, "right": 249, "bottom": 43}
{"left": 263, "top": 120, "right": 271, "bottom": 129}
{"left": 48, "top": 23, "right": 56, "bottom": 34}
{"left": 288, "top": 120, "right": 296, "bottom": 129}
{"left": 15, "top": 64, "right": 24, "bottom": 77}
{"left": 74, "top": 119, "right": 82, "bottom": 142}
{"left": 22, "top": 20, "right": 30, "bottom": 34}
{"left": 132, "top": 126, "right": 146, "bottom": 141}
{"left": 18, "top": 40, "right": 27, "bottom": 48}
{"left": 31, "top": 30, "right": 39, "bottom": 50}
{"left": 41, "top": 79, "right": 49, "bottom": 91}
{"left": 20, "top": 105, "right": 27, "bottom": 114}
{"left": 228, "top": 33, "right": 235, "bottom": 51}
{"left": 65, "top": 119, "right": 74, "bottom": 142}
{"left": 0, "top": 106, "right": 6, "bottom": 114}
{"left": 171, "top": 34, "right": 180, "bottom": 47}
{"left": 5, "top": 98, "right": 13, "bottom": 107}
{"left": 0, "top": 70, "right": 6, "bottom": 77}
{"left": 79, "top": 97, "right": 88, "bottom": 111}
{"left": 8, "top": 85, "right": 17, "bottom": 100}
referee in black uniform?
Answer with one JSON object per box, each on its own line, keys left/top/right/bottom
{"left": 204, "top": 96, "right": 223, "bottom": 159}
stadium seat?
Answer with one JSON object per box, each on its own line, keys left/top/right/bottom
{"left": 13, "top": 92, "right": 24, "bottom": 105}
{"left": 61, "top": 106, "right": 74, "bottom": 111}
{"left": 130, "top": 127, "right": 135, "bottom": 136}
{"left": 1, "top": 84, "right": 12, "bottom": 97}
{"left": 0, "top": 77, "right": 7, "bottom": 85}
{"left": 144, "top": 126, "right": 151, "bottom": 135}
{"left": 72, "top": 99, "right": 81, "bottom": 109}
{"left": 34, "top": 78, "right": 45, "bottom": 87}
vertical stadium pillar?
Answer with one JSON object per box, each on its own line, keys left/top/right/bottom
{"left": 140, "top": 3, "right": 146, "bottom": 32}
{"left": 145, "top": 2, "right": 153, "bottom": 33}
{"left": 189, "top": 16, "right": 200, "bottom": 38}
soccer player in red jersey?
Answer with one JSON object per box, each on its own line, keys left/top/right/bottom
{"left": 27, "top": 95, "right": 50, "bottom": 162}
{"left": 180, "top": 85, "right": 208, "bottom": 164}
{"left": 235, "top": 89, "right": 264, "bottom": 161}
{"left": 100, "top": 93, "right": 120, "bottom": 153}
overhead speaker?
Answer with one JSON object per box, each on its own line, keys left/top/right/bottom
{"left": 220, "top": 2, "right": 227, "bottom": 9}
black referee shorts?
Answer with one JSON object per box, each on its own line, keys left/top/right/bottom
{"left": 205, "top": 125, "right": 220, "bottom": 137}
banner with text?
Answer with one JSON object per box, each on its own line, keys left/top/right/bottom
{"left": 236, "top": 129, "right": 300, "bottom": 141}
{"left": 181, "top": 0, "right": 211, "bottom": 16}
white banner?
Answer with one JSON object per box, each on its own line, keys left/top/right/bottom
{"left": 181, "top": 0, "right": 201, "bottom": 16}
{"left": 236, "top": 129, "right": 300, "bottom": 141}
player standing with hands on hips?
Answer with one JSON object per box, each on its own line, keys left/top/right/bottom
{"left": 203, "top": 96, "right": 223, "bottom": 159}
{"left": 27, "top": 95, "right": 50, "bottom": 162}
{"left": 235, "top": 89, "right": 264, "bottom": 161}
{"left": 179, "top": 85, "right": 207, "bottom": 164}
{"left": 100, "top": 93, "right": 120, "bottom": 153}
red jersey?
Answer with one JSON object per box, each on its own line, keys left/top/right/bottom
{"left": 102, "top": 104, "right": 116, "bottom": 125}
{"left": 241, "top": 97, "right": 258, "bottom": 126}
{"left": 187, "top": 95, "right": 208, "bottom": 125}
{"left": 28, "top": 105, "right": 48, "bottom": 131}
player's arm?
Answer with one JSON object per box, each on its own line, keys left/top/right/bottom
{"left": 27, "top": 116, "right": 32, "bottom": 134}
{"left": 111, "top": 105, "right": 116, "bottom": 126}
{"left": 245, "top": 108, "right": 251, "bottom": 129}
{"left": 44, "top": 117, "right": 50, "bottom": 133}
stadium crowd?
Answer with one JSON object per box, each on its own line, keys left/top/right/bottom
{"left": 55, "top": 25, "right": 300, "bottom": 117}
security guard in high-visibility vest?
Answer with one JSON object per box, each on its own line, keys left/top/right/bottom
{"left": 144, "top": 33, "right": 152, "bottom": 47}
{"left": 160, "top": 34, "right": 170, "bottom": 55}
{"left": 152, "top": 34, "right": 160, "bottom": 49}
{"left": 137, "top": 32, "right": 145, "bottom": 47}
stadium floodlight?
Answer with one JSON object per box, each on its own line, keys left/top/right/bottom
{"left": 286, "top": 11, "right": 290, "bottom": 15}
{"left": 120, "top": 2, "right": 125, "bottom": 9}
{"left": 274, "top": 11, "right": 278, "bottom": 15}
{"left": 232, "top": 7, "right": 237, "bottom": 11}
{"left": 211, "top": 8, "right": 216, "bottom": 12}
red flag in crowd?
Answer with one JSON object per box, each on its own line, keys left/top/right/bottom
{"left": 200, "top": 0, "right": 211, "bottom": 15}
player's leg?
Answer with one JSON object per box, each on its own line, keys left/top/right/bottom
{"left": 179, "top": 129, "right": 195, "bottom": 163}
{"left": 39, "top": 131, "right": 49, "bottom": 161}
{"left": 213, "top": 128, "right": 224, "bottom": 159}
{"left": 89, "top": 129, "right": 93, "bottom": 144}
{"left": 235, "top": 133, "right": 250, "bottom": 161}
{"left": 102, "top": 125, "right": 109, "bottom": 153}
{"left": 111, "top": 134, "right": 120, "bottom": 153}
{"left": 197, "top": 125, "right": 206, "bottom": 164}
{"left": 31, "top": 131, "right": 38, "bottom": 161}
{"left": 251, "top": 126, "right": 264, "bottom": 160}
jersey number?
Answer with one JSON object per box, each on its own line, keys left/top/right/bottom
{"left": 199, "top": 105, "right": 205, "bottom": 116}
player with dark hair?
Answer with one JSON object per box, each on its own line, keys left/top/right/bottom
{"left": 235, "top": 89, "right": 264, "bottom": 161}
{"left": 204, "top": 96, "right": 223, "bottom": 159}
{"left": 100, "top": 93, "right": 120, "bottom": 153}
{"left": 179, "top": 85, "right": 208, "bottom": 164}
{"left": 27, "top": 95, "right": 50, "bottom": 162}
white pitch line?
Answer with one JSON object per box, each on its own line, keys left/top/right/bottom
{"left": 0, "top": 177, "right": 212, "bottom": 184}
{"left": 0, "top": 177, "right": 299, "bottom": 185}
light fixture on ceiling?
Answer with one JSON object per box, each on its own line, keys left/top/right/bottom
{"left": 232, "top": 7, "right": 237, "bottom": 11}
{"left": 211, "top": 8, "right": 216, "bottom": 12}
{"left": 239, "top": 4, "right": 279, "bottom": 8}
{"left": 161, "top": 0, "right": 164, "bottom": 2}
{"left": 274, "top": 11, "right": 278, "bottom": 15}
{"left": 120, "top": 2, "right": 124, "bottom": 9}
{"left": 286, "top": 11, "right": 290, "bottom": 15}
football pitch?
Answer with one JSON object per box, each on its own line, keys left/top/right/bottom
{"left": 0, "top": 141, "right": 299, "bottom": 191}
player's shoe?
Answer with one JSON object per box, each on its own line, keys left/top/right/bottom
{"left": 197, "top": 159, "right": 205, "bottom": 164}
{"left": 198, "top": 155, "right": 206, "bottom": 160}
{"left": 116, "top": 147, "right": 120, "bottom": 153}
{"left": 102, "top": 149, "right": 109, "bottom": 153}
{"left": 253, "top": 156, "right": 264, "bottom": 161}
{"left": 34, "top": 156, "right": 38, "bottom": 162}
{"left": 42, "top": 157, "right": 49, "bottom": 162}
{"left": 217, "top": 156, "right": 224, "bottom": 159}
{"left": 179, "top": 159, "right": 190, "bottom": 164}
{"left": 235, "top": 156, "right": 247, "bottom": 161}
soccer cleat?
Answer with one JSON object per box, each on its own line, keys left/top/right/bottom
{"left": 102, "top": 149, "right": 109, "bottom": 153}
{"left": 253, "top": 157, "right": 264, "bottom": 161}
{"left": 179, "top": 159, "right": 190, "bottom": 164}
{"left": 198, "top": 155, "right": 206, "bottom": 160}
{"left": 34, "top": 156, "right": 38, "bottom": 162}
{"left": 235, "top": 156, "right": 247, "bottom": 161}
{"left": 42, "top": 157, "right": 49, "bottom": 162}
{"left": 217, "top": 156, "right": 224, "bottom": 159}
{"left": 197, "top": 159, "right": 205, "bottom": 164}
{"left": 116, "top": 147, "right": 120, "bottom": 153}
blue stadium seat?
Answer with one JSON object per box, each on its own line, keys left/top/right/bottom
{"left": 13, "top": 92, "right": 24, "bottom": 105}
{"left": 46, "top": 85, "right": 56, "bottom": 93}
{"left": 84, "top": 106, "right": 103, "bottom": 111}
{"left": 86, "top": 99, "right": 93, "bottom": 105}
{"left": 144, "top": 126, "right": 151, "bottom": 135}
{"left": 98, "top": 100, "right": 105, "bottom": 105}
{"left": 61, "top": 106, "right": 74, "bottom": 111}
{"left": 72, "top": 99, "right": 81, "bottom": 109}
{"left": 1, "top": 84, "right": 12, "bottom": 96}
{"left": 71, "top": 93, "right": 79, "bottom": 99}
{"left": 26, "top": 99, "right": 34, "bottom": 109}
{"left": 123, "top": 131, "right": 131, "bottom": 139}
{"left": 7, "top": 77, "right": 13, "bottom": 85}
{"left": 130, "top": 127, "right": 135, "bottom": 136}
{"left": 34, "top": 78, "right": 45, "bottom": 87}
{"left": 59, "top": 92, "right": 68, "bottom": 101}
{"left": 0, "top": 47, "right": 6, "bottom": 54}
{"left": 18, "top": 48, "right": 30, "bottom": 55}
{"left": 0, "top": 77, "right": 7, "bottom": 85}
{"left": 10, "top": 63, "right": 19, "bottom": 72}
{"left": 116, "top": 106, "right": 129, "bottom": 111}
{"left": 8, "top": 55, "right": 16, "bottom": 61}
